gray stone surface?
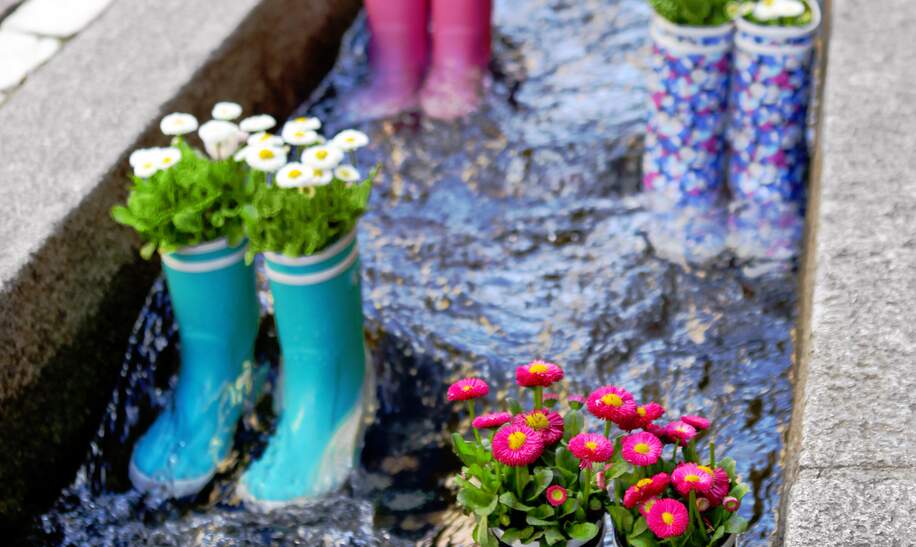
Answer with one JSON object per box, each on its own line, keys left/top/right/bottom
{"left": 780, "top": 0, "right": 916, "bottom": 544}
{"left": 0, "top": 0, "right": 359, "bottom": 526}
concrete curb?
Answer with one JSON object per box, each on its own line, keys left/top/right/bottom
{"left": 779, "top": 0, "right": 916, "bottom": 544}
{"left": 0, "top": 0, "right": 359, "bottom": 526}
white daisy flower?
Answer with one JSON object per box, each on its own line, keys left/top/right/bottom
{"left": 331, "top": 129, "right": 369, "bottom": 151}
{"left": 245, "top": 145, "right": 287, "bottom": 172}
{"left": 160, "top": 113, "right": 198, "bottom": 136}
{"left": 289, "top": 116, "right": 321, "bottom": 130}
{"left": 239, "top": 114, "right": 276, "bottom": 133}
{"left": 334, "top": 164, "right": 360, "bottom": 182}
{"left": 301, "top": 144, "right": 344, "bottom": 170}
{"left": 233, "top": 146, "right": 249, "bottom": 162}
{"left": 281, "top": 122, "right": 321, "bottom": 146}
{"left": 131, "top": 149, "right": 161, "bottom": 178}
{"left": 247, "top": 132, "right": 285, "bottom": 148}
{"left": 158, "top": 147, "right": 182, "bottom": 169}
{"left": 212, "top": 101, "right": 243, "bottom": 121}
{"left": 198, "top": 120, "right": 245, "bottom": 160}
{"left": 275, "top": 162, "right": 310, "bottom": 188}
{"left": 752, "top": 0, "right": 805, "bottom": 21}
{"left": 305, "top": 165, "right": 333, "bottom": 186}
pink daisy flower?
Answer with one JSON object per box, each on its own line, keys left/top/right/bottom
{"left": 492, "top": 424, "right": 544, "bottom": 467}
{"left": 617, "top": 400, "right": 667, "bottom": 431}
{"left": 646, "top": 498, "right": 689, "bottom": 539}
{"left": 545, "top": 485, "right": 568, "bottom": 507}
{"left": 646, "top": 472, "right": 670, "bottom": 497}
{"left": 586, "top": 385, "right": 637, "bottom": 424}
{"left": 665, "top": 420, "right": 697, "bottom": 445}
{"left": 544, "top": 392, "right": 559, "bottom": 406}
{"left": 705, "top": 467, "right": 731, "bottom": 506}
{"left": 472, "top": 411, "right": 512, "bottom": 430}
{"left": 621, "top": 432, "right": 663, "bottom": 466}
{"left": 645, "top": 422, "right": 674, "bottom": 444}
{"left": 623, "top": 480, "right": 651, "bottom": 508}
{"left": 672, "top": 463, "right": 714, "bottom": 496}
{"left": 513, "top": 409, "right": 564, "bottom": 445}
{"left": 723, "top": 496, "right": 741, "bottom": 512}
{"left": 639, "top": 497, "right": 659, "bottom": 518}
{"left": 446, "top": 378, "right": 489, "bottom": 402}
{"left": 515, "top": 359, "right": 564, "bottom": 387}
{"left": 568, "top": 394, "right": 585, "bottom": 410}
{"left": 568, "top": 433, "right": 614, "bottom": 468}
{"left": 681, "top": 415, "right": 710, "bottom": 430}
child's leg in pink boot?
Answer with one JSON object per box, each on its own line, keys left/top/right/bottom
{"left": 344, "top": 0, "right": 430, "bottom": 120}
{"left": 420, "top": 0, "right": 492, "bottom": 120}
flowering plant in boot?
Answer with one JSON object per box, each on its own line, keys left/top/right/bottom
{"left": 111, "top": 103, "right": 257, "bottom": 258}
{"left": 447, "top": 360, "right": 612, "bottom": 546}
{"left": 648, "top": 0, "right": 742, "bottom": 26}
{"left": 240, "top": 117, "right": 377, "bottom": 261}
{"left": 590, "top": 391, "right": 751, "bottom": 546}
{"left": 741, "top": 0, "right": 813, "bottom": 27}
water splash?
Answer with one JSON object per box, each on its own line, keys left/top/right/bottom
{"left": 33, "top": 1, "right": 802, "bottom": 545}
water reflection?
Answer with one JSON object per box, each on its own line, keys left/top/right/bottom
{"left": 34, "top": 1, "right": 799, "bottom": 545}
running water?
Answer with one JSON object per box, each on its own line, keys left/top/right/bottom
{"left": 31, "top": 1, "right": 803, "bottom": 544}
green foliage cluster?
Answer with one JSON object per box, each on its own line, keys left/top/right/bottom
{"left": 111, "top": 138, "right": 253, "bottom": 259}
{"left": 241, "top": 167, "right": 376, "bottom": 262}
{"left": 649, "top": 0, "right": 738, "bottom": 26}
{"left": 452, "top": 399, "right": 609, "bottom": 546}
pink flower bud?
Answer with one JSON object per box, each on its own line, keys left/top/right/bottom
{"left": 723, "top": 496, "right": 740, "bottom": 512}
{"left": 596, "top": 471, "right": 607, "bottom": 490}
{"left": 696, "top": 496, "right": 711, "bottom": 512}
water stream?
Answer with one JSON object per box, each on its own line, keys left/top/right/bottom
{"left": 30, "top": 1, "right": 803, "bottom": 545}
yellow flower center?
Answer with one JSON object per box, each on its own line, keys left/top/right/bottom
{"left": 461, "top": 385, "right": 472, "bottom": 392}
{"left": 528, "top": 363, "right": 548, "bottom": 374}
{"left": 585, "top": 441, "right": 598, "bottom": 451}
{"left": 162, "top": 157, "right": 174, "bottom": 164}
{"left": 763, "top": 0, "right": 774, "bottom": 5}
{"left": 288, "top": 169, "right": 302, "bottom": 178}
{"left": 634, "top": 443, "right": 651, "bottom": 455}
{"left": 258, "top": 149, "right": 275, "bottom": 159}
{"left": 508, "top": 431, "right": 527, "bottom": 450}
{"left": 345, "top": 137, "right": 356, "bottom": 143}
{"left": 601, "top": 393, "right": 623, "bottom": 407}
{"left": 698, "top": 465, "right": 714, "bottom": 476}
{"left": 551, "top": 490, "right": 564, "bottom": 501}
{"left": 636, "top": 478, "right": 653, "bottom": 489}
{"left": 294, "top": 131, "right": 306, "bottom": 138}
{"left": 313, "top": 168, "right": 324, "bottom": 177}
{"left": 316, "top": 150, "right": 328, "bottom": 160}
{"left": 644, "top": 499, "right": 656, "bottom": 512}
{"left": 259, "top": 133, "right": 272, "bottom": 142}
{"left": 637, "top": 406, "right": 646, "bottom": 416}
{"left": 685, "top": 474, "right": 700, "bottom": 483}
{"left": 525, "top": 413, "right": 549, "bottom": 430}
{"left": 662, "top": 512, "right": 674, "bottom": 525}
{"left": 142, "top": 162, "right": 153, "bottom": 169}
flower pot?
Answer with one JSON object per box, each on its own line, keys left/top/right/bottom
{"left": 130, "top": 237, "right": 261, "bottom": 497}
{"left": 492, "top": 519, "right": 606, "bottom": 547}
{"left": 727, "top": 1, "right": 821, "bottom": 206}
{"left": 643, "top": 14, "right": 734, "bottom": 207}
{"left": 238, "top": 229, "right": 373, "bottom": 505}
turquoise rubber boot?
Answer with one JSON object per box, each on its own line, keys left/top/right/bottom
{"left": 130, "top": 238, "right": 260, "bottom": 498}
{"left": 238, "top": 229, "right": 373, "bottom": 507}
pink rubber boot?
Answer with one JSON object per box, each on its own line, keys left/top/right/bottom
{"left": 344, "top": 0, "right": 430, "bottom": 120}
{"left": 419, "top": 0, "right": 492, "bottom": 120}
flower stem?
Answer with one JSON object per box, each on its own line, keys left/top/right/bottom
{"left": 467, "top": 401, "right": 482, "bottom": 445}
{"left": 671, "top": 443, "right": 679, "bottom": 466}
{"left": 534, "top": 386, "right": 543, "bottom": 410}
{"left": 709, "top": 441, "right": 716, "bottom": 468}
{"left": 604, "top": 420, "right": 612, "bottom": 439}
{"left": 514, "top": 465, "right": 523, "bottom": 499}
{"left": 583, "top": 466, "right": 592, "bottom": 503}
{"left": 689, "top": 490, "right": 708, "bottom": 543}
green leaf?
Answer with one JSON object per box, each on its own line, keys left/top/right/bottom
{"left": 555, "top": 447, "right": 580, "bottom": 478}
{"left": 499, "top": 527, "right": 533, "bottom": 544}
{"left": 451, "top": 433, "right": 480, "bottom": 467}
{"left": 499, "top": 491, "right": 534, "bottom": 512}
{"left": 724, "top": 514, "right": 749, "bottom": 534}
{"left": 559, "top": 498, "right": 578, "bottom": 517}
{"left": 474, "top": 514, "right": 498, "bottom": 547}
{"left": 629, "top": 516, "right": 649, "bottom": 539}
{"left": 526, "top": 468, "right": 554, "bottom": 501}
{"left": 719, "top": 457, "right": 737, "bottom": 482}
{"left": 507, "top": 397, "right": 523, "bottom": 415}
{"left": 627, "top": 531, "right": 660, "bottom": 547}
{"left": 525, "top": 504, "right": 556, "bottom": 526}
{"left": 709, "top": 525, "right": 726, "bottom": 544}
{"left": 565, "top": 522, "right": 598, "bottom": 542}
{"left": 544, "top": 527, "right": 565, "bottom": 545}
{"left": 457, "top": 486, "right": 497, "bottom": 517}
{"left": 728, "top": 481, "right": 750, "bottom": 501}
{"left": 563, "top": 411, "right": 584, "bottom": 441}
{"left": 140, "top": 241, "right": 157, "bottom": 260}
{"left": 605, "top": 461, "right": 632, "bottom": 481}
{"left": 607, "top": 506, "right": 635, "bottom": 534}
